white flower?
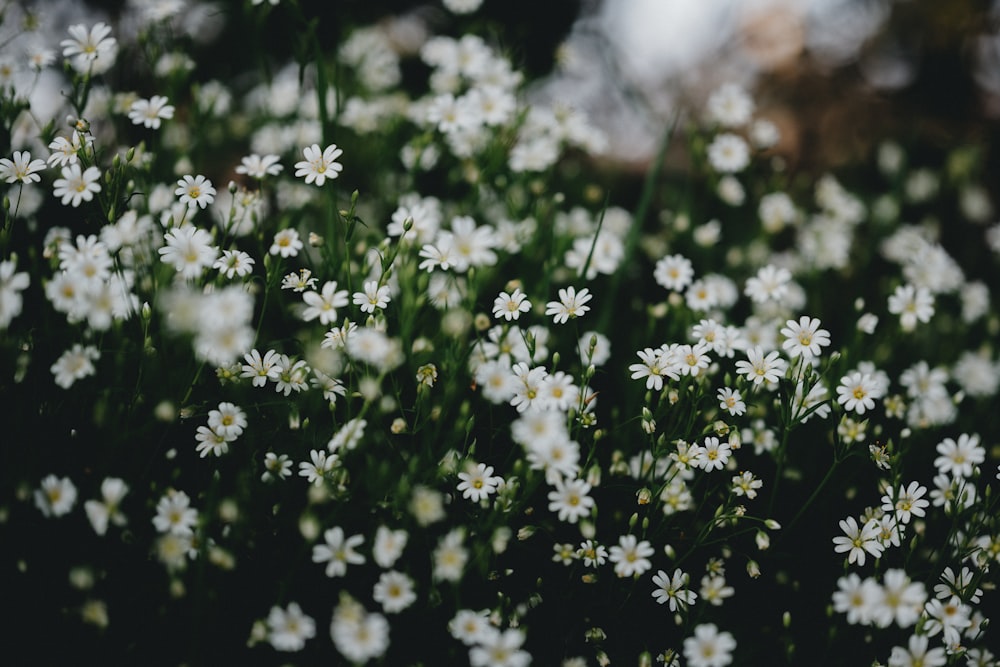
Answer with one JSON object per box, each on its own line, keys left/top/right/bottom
{"left": 34, "top": 475, "right": 78, "bottom": 517}
{"left": 492, "top": 287, "right": 530, "bottom": 321}
{"left": 52, "top": 164, "right": 102, "bottom": 207}
{"left": 158, "top": 226, "right": 218, "bottom": 279}
{"left": 832, "top": 516, "right": 884, "bottom": 566}
{"left": 267, "top": 602, "right": 316, "bottom": 652}
{"left": 736, "top": 346, "right": 787, "bottom": 386}
{"left": 372, "top": 570, "right": 417, "bottom": 613}
{"left": 683, "top": 623, "right": 736, "bottom": 667}
{"left": 0, "top": 256, "right": 30, "bottom": 329}
{"left": 236, "top": 153, "right": 283, "bottom": 178}
{"left": 50, "top": 343, "right": 100, "bottom": 389}
{"left": 651, "top": 568, "right": 697, "bottom": 611}
{"left": 353, "top": 280, "right": 392, "bottom": 313}
{"left": 1, "top": 150, "right": 47, "bottom": 184}
{"left": 933, "top": 433, "right": 984, "bottom": 478}
{"left": 128, "top": 95, "right": 175, "bottom": 129}
{"left": 302, "top": 281, "right": 349, "bottom": 324}
{"left": 707, "top": 133, "right": 750, "bottom": 173}
{"left": 707, "top": 83, "right": 754, "bottom": 127}
{"left": 270, "top": 228, "right": 303, "bottom": 257}
{"left": 881, "top": 481, "right": 929, "bottom": 525}
{"left": 654, "top": 254, "right": 694, "bottom": 291}
{"left": 294, "top": 143, "right": 344, "bottom": 186}
{"left": 373, "top": 525, "right": 408, "bottom": 569}
{"left": 456, "top": 462, "right": 502, "bottom": 502}
{"left": 717, "top": 387, "right": 745, "bottom": 416}
{"left": 545, "top": 285, "right": 592, "bottom": 324}
{"left": 60, "top": 22, "right": 117, "bottom": 65}
{"left": 836, "top": 371, "right": 884, "bottom": 415}
{"left": 152, "top": 489, "right": 198, "bottom": 536}
{"left": 744, "top": 264, "right": 791, "bottom": 303}
{"left": 469, "top": 628, "right": 531, "bottom": 667}
{"left": 780, "top": 316, "right": 831, "bottom": 359}
{"left": 175, "top": 174, "right": 216, "bottom": 209}
{"left": 84, "top": 477, "right": 129, "bottom": 535}
{"left": 312, "top": 526, "right": 365, "bottom": 577}
{"left": 887, "top": 283, "right": 934, "bottom": 331}
{"left": 609, "top": 534, "right": 654, "bottom": 577}
{"left": 547, "top": 476, "right": 594, "bottom": 523}
{"left": 213, "top": 249, "right": 255, "bottom": 279}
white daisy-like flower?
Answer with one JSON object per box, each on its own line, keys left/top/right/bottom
{"left": 1, "top": 150, "right": 47, "bottom": 184}
{"left": 175, "top": 174, "right": 216, "bottom": 209}
{"left": 294, "top": 143, "right": 343, "bottom": 186}
{"left": 492, "top": 287, "right": 531, "bottom": 321}
{"left": 128, "top": 95, "right": 175, "bottom": 129}
{"left": 545, "top": 285, "right": 592, "bottom": 324}
{"left": 52, "top": 164, "right": 101, "bottom": 207}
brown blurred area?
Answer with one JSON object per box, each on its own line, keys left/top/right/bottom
{"left": 738, "top": 0, "right": 997, "bottom": 171}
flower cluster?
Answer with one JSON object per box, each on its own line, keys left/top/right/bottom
{"left": 1, "top": 3, "right": 999, "bottom": 666}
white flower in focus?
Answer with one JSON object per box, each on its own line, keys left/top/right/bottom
{"left": 735, "top": 346, "right": 787, "bottom": 386}
{"left": 270, "top": 228, "right": 303, "bottom": 257}
{"left": 545, "top": 285, "right": 592, "bottom": 324}
{"left": 456, "top": 462, "right": 502, "bottom": 502}
{"left": 128, "top": 95, "right": 175, "bottom": 129}
{"left": 651, "top": 568, "right": 697, "bottom": 611}
{"left": 295, "top": 143, "right": 343, "bottom": 186}
{"left": 492, "top": 287, "right": 530, "bottom": 321}
{"left": 175, "top": 174, "right": 216, "bottom": 209}
{"left": 780, "top": 316, "right": 831, "bottom": 359}
{"left": 60, "top": 22, "right": 117, "bottom": 66}
{"left": 836, "top": 371, "right": 884, "bottom": 415}
{"left": 353, "top": 280, "right": 392, "bottom": 314}
{"left": 832, "top": 516, "right": 884, "bottom": 566}
{"left": 1, "top": 150, "right": 47, "bottom": 184}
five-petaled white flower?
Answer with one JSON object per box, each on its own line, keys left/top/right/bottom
{"left": 545, "top": 286, "right": 593, "bottom": 324}
{"left": 295, "top": 143, "right": 344, "bottom": 186}
{"left": 353, "top": 280, "right": 392, "bottom": 314}
{"left": 1, "top": 151, "right": 47, "bottom": 184}
{"left": 456, "top": 462, "right": 502, "bottom": 502}
{"left": 175, "top": 174, "right": 216, "bottom": 209}
{"left": 492, "top": 287, "right": 530, "bottom": 321}
{"left": 128, "top": 95, "right": 175, "bottom": 129}
{"left": 781, "top": 316, "right": 831, "bottom": 359}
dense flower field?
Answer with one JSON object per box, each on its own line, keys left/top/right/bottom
{"left": 2, "top": 1, "right": 1000, "bottom": 665}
